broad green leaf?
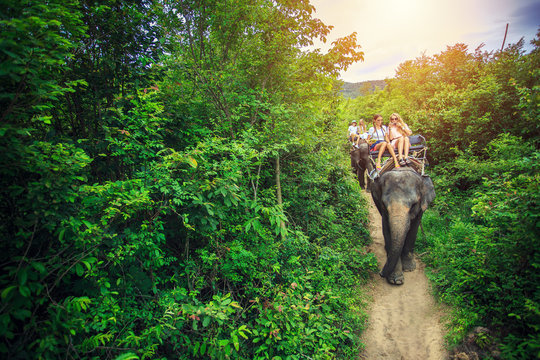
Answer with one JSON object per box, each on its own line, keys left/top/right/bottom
{"left": 75, "top": 263, "right": 84, "bottom": 277}
{"left": 202, "top": 316, "right": 210, "bottom": 327}
{"left": 19, "top": 286, "right": 30, "bottom": 297}
{"left": 1, "top": 286, "right": 17, "bottom": 300}
{"left": 186, "top": 156, "right": 197, "bottom": 168}
{"left": 17, "top": 268, "right": 27, "bottom": 286}
{"left": 114, "top": 353, "right": 139, "bottom": 360}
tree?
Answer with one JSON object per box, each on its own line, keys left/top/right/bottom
{"left": 158, "top": 0, "right": 363, "bottom": 235}
{"left": 0, "top": 0, "right": 86, "bottom": 125}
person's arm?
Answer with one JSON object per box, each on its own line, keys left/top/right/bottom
{"left": 384, "top": 125, "right": 392, "bottom": 142}
{"left": 402, "top": 122, "right": 412, "bottom": 136}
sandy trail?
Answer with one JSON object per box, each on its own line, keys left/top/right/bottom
{"left": 359, "top": 194, "right": 448, "bottom": 360}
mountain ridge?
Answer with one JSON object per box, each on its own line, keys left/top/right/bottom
{"left": 340, "top": 79, "right": 387, "bottom": 98}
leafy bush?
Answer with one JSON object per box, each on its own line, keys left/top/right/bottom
{"left": 0, "top": 88, "right": 377, "bottom": 358}
{"left": 417, "top": 135, "right": 540, "bottom": 358}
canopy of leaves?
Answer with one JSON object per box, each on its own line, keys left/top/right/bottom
{"left": 0, "top": 1, "right": 372, "bottom": 359}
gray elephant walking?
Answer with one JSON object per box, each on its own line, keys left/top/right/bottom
{"left": 350, "top": 141, "right": 373, "bottom": 190}
{"left": 370, "top": 166, "right": 435, "bottom": 285}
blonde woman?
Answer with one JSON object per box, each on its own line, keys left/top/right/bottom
{"left": 387, "top": 113, "right": 412, "bottom": 166}
{"left": 358, "top": 119, "right": 368, "bottom": 140}
{"left": 367, "top": 114, "right": 400, "bottom": 169}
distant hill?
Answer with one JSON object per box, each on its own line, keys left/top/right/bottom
{"left": 340, "top": 80, "right": 387, "bottom": 98}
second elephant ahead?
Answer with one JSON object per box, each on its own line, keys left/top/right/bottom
{"left": 370, "top": 167, "right": 435, "bottom": 285}
{"left": 350, "top": 141, "right": 373, "bottom": 190}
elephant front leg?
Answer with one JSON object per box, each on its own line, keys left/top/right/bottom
{"left": 402, "top": 213, "right": 422, "bottom": 272}
{"left": 357, "top": 167, "right": 365, "bottom": 189}
{"left": 380, "top": 214, "right": 405, "bottom": 285}
{"left": 386, "top": 257, "right": 404, "bottom": 285}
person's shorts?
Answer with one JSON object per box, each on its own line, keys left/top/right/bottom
{"left": 390, "top": 136, "right": 403, "bottom": 147}
{"left": 370, "top": 140, "right": 384, "bottom": 151}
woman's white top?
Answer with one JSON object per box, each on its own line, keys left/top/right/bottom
{"left": 368, "top": 125, "right": 388, "bottom": 141}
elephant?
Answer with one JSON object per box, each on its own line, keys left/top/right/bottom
{"left": 369, "top": 167, "right": 435, "bottom": 285}
{"left": 350, "top": 141, "right": 373, "bottom": 190}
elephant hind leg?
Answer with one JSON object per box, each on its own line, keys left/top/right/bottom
{"left": 401, "top": 251, "right": 416, "bottom": 272}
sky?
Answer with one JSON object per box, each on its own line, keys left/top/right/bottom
{"left": 310, "top": 0, "right": 540, "bottom": 82}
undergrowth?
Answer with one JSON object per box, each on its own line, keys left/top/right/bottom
{"left": 416, "top": 135, "right": 540, "bottom": 359}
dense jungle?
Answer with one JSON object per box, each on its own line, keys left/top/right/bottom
{"left": 1, "top": 1, "right": 538, "bottom": 359}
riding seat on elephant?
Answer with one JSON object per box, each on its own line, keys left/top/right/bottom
{"left": 369, "top": 134, "right": 429, "bottom": 176}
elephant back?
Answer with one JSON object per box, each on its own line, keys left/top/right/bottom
{"left": 379, "top": 156, "right": 424, "bottom": 176}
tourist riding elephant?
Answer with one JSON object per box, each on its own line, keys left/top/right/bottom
{"left": 370, "top": 167, "right": 435, "bottom": 285}
{"left": 350, "top": 141, "right": 373, "bottom": 190}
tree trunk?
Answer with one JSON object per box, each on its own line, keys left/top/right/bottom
{"left": 275, "top": 154, "right": 286, "bottom": 240}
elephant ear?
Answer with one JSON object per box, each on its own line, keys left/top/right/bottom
{"left": 370, "top": 176, "right": 384, "bottom": 214}
{"left": 421, "top": 176, "right": 436, "bottom": 212}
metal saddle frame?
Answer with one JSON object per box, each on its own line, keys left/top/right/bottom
{"left": 369, "top": 134, "right": 429, "bottom": 176}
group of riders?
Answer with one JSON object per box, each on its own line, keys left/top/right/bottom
{"left": 348, "top": 113, "right": 415, "bottom": 171}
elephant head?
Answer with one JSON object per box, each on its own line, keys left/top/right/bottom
{"left": 370, "top": 167, "right": 435, "bottom": 285}
{"left": 350, "top": 141, "right": 373, "bottom": 189}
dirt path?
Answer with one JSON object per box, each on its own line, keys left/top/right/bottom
{"left": 359, "top": 194, "right": 448, "bottom": 360}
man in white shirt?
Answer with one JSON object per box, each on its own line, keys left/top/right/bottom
{"left": 348, "top": 121, "right": 360, "bottom": 147}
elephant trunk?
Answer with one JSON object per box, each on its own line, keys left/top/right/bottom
{"left": 380, "top": 204, "right": 410, "bottom": 278}
{"left": 366, "top": 159, "right": 374, "bottom": 174}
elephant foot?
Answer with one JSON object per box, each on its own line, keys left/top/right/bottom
{"left": 402, "top": 258, "right": 416, "bottom": 272}
{"left": 386, "top": 273, "right": 404, "bottom": 285}
{"left": 381, "top": 271, "right": 404, "bottom": 285}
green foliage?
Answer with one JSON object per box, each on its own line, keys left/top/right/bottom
{"left": 0, "top": 89, "right": 376, "bottom": 359}
{"left": 417, "top": 135, "right": 540, "bottom": 357}
{"left": 339, "top": 28, "right": 540, "bottom": 359}
{"left": 0, "top": 1, "right": 373, "bottom": 358}
{"left": 341, "top": 37, "right": 539, "bottom": 165}
{"left": 59, "top": 0, "right": 163, "bottom": 138}
{"left": 9, "top": 0, "right": 538, "bottom": 358}
{"left": 0, "top": 0, "right": 86, "bottom": 124}
{"left": 158, "top": 0, "right": 363, "bottom": 144}
{"left": 249, "top": 281, "right": 357, "bottom": 359}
